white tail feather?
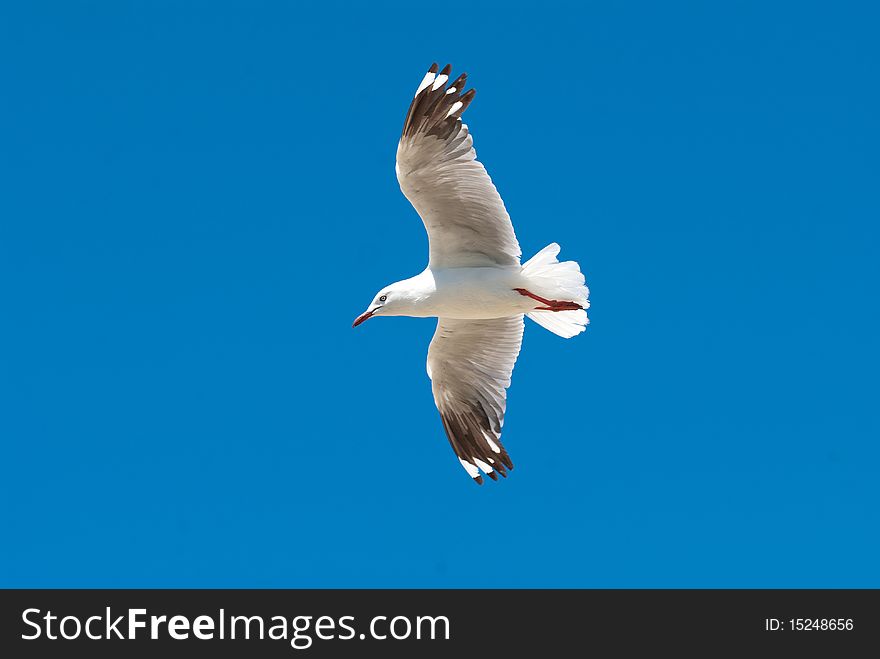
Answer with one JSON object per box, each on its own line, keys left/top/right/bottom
{"left": 522, "top": 243, "right": 590, "bottom": 338}
{"left": 527, "top": 308, "right": 589, "bottom": 338}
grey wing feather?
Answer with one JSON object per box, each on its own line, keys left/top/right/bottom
{"left": 396, "top": 63, "right": 521, "bottom": 268}
{"left": 427, "top": 316, "right": 524, "bottom": 483}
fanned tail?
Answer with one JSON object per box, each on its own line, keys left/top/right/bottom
{"left": 521, "top": 243, "right": 590, "bottom": 338}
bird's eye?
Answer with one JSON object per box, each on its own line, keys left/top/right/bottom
{"left": 379, "top": 295, "right": 387, "bottom": 302}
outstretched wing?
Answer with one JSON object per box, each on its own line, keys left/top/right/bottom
{"left": 427, "top": 316, "right": 524, "bottom": 484}
{"left": 396, "top": 63, "right": 521, "bottom": 269}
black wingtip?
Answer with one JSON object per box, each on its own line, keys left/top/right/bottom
{"left": 428, "top": 62, "right": 439, "bottom": 73}
{"left": 474, "top": 475, "right": 484, "bottom": 485}
{"left": 487, "top": 470, "right": 498, "bottom": 481}
{"left": 439, "top": 63, "right": 452, "bottom": 76}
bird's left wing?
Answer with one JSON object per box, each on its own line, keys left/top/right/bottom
{"left": 396, "top": 64, "right": 521, "bottom": 268}
{"left": 427, "top": 316, "right": 524, "bottom": 484}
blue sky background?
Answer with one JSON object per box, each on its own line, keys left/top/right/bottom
{"left": 1, "top": 2, "right": 878, "bottom": 587}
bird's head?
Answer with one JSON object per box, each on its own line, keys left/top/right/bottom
{"left": 352, "top": 287, "right": 397, "bottom": 327}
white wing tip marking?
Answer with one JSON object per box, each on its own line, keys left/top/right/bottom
{"left": 474, "top": 459, "right": 494, "bottom": 474}
{"left": 431, "top": 73, "right": 449, "bottom": 91}
{"left": 416, "top": 71, "right": 436, "bottom": 96}
{"left": 487, "top": 438, "right": 501, "bottom": 453}
{"left": 445, "top": 101, "right": 463, "bottom": 118}
{"left": 459, "top": 457, "right": 480, "bottom": 479}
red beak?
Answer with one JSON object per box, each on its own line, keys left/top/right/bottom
{"left": 352, "top": 309, "right": 374, "bottom": 328}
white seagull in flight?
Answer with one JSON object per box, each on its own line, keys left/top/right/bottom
{"left": 354, "top": 63, "right": 590, "bottom": 484}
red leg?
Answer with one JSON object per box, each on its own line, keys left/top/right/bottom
{"left": 514, "top": 288, "right": 583, "bottom": 311}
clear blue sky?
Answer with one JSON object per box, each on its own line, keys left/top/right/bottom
{"left": 1, "top": 2, "right": 878, "bottom": 587}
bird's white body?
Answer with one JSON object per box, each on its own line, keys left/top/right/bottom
{"left": 353, "top": 63, "right": 591, "bottom": 484}
{"left": 363, "top": 242, "right": 589, "bottom": 336}
{"left": 385, "top": 266, "right": 536, "bottom": 319}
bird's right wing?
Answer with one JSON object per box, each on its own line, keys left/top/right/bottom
{"left": 427, "top": 316, "right": 524, "bottom": 484}
{"left": 396, "top": 63, "right": 522, "bottom": 269}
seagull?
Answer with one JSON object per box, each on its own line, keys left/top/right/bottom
{"left": 353, "top": 63, "right": 590, "bottom": 484}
